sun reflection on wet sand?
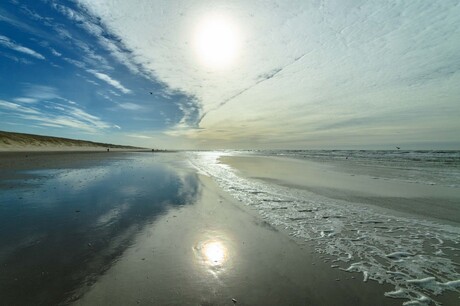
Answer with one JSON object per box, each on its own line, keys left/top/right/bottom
{"left": 203, "top": 241, "right": 226, "bottom": 265}
{"left": 195, "top": 237, "right": 230, "bottom": 277}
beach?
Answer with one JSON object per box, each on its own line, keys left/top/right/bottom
{"left": 219, "top": 154, "right": 460, "bottom": 223}
{"left": 0, "top": 151, "right": 458, "bottom": 305}
{"left": 0, "top": 130, "right": 145, "bottom": 152}
{"left": 190, "top": 150, "right": 460, "bottom": 305}
{"left": 3, "top": 0, "right": 460, "bottom": 304}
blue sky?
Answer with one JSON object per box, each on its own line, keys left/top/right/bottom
{"left": 1, "top": 0, "right": 459, "bottom": 149}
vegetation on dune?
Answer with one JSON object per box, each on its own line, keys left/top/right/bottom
{"left": 0, "top": 130, "right": 143, "bottom": 149}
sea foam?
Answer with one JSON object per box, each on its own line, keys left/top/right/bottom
{"left": 188, "top": 151, "right": 460, "bottom": 306}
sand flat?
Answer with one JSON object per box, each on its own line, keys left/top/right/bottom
{"left": 0, "top": 151, "right": 405, "bottom": 305}
{"left": 189, "top": 151, "right": 459, "bottom": 306}
{"left": 220, "top": 155, "right": 460, "bottom": 223}
{"left": 72, "top": 174, "right": 401, "bottom": 306}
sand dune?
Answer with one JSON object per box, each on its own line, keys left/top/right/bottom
{"left": 0, "top": 130, "right": 144, "bottom": 152}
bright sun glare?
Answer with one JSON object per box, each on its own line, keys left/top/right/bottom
{"left": 203, "top": 241, "right": 226, "bottom": 265}
{"left": 194, "top": 15, "right": 239, "bottom": 69}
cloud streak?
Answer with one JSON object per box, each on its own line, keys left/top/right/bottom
{"left": 0, "top": 34, "right": 45, "bottom": 60}
{"left": 77, "top": 0, "right": 460, "bottom": 148}
{"left": 0, "top": 100, "right": 41, "bottom": 114}
{"left": 48, "top": 2, "right": 147, "bottom": 78}
{"left": 2, "top": 1, "right": 459, "bottom": 149}
{"left": 117, "top": 102, "right": 143, "bottom": 111}
{"left": 126, "top": 133, "right": 151, "bottom": 139}
{"left": 87, "top": 69, "right": 131, "bottom": 94}
{"left": 0, "top": 99, "right": 116, "bottom": 133}
{"left": 198, "top": 51, "right": 310, "bottom": 124}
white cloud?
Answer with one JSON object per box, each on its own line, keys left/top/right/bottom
{"left": 19, "top": 4, "right": 54, "bottom": 23}
{"left": 2, "top": 84, "right": 117, "bottom": 133}
{"left": 39, "top": 123, "right": 64, "bottom": 128}
{"left": 97, "top": 91, "right": 113, "bottom": 101}
{"left": 73, "top": 39, "right": 112, "bottom": 70}
{"left": 65, "top": 99, "right": 78, "bottom": 105}
{"left": 0, "top": 34, "right": 45, "bottom": 60}
{"left": 0, "top": 99, "right": 116, "bottom": 133}
{"left": 97, "top": 36, "right": 144, "bottom": 76}
{"left": 117, "top": 102, "right": 143, "bottom": 110}
{"left": 0, "top": 100, "right": 40, "bottom": 114}
{"left": 63, "top": 57, "right": 86, "bottom": 69}
{"left": 49, "top": 2, "right": 144, "bottom": 77}
{"left": 22, "top": 84, "right": 60, "bottom": 100}
{"left": 108, "top": 90, "right": 120, "bottom": 97}
{"left": 126, "top": 133, "right": 152, "bottom": 139}
{"left": 53, "top": 25, "right": 72, "bottom": 40}
{"left": 72, "top": 1, "right": 460, "bottom": 147}
{"left": 66, "top": 106, "right": 112, "bottom": 130}
{"left": 50, "top": 48, "right": 61, "bottom": 57}
{"left": 51, "top": 3, "right": 104, "bottom": 37}
{"left": 0, "top": 8, "right": 53, "bottom": 42}
{"left": 14, "top": 97, "right": 38, "bottom": 103}
{"left": 87, "top": 69, "right": 131, "bottom": 94}
{"left": 0, "top": 51, "right": 32, "bottom": 64}
{"left": 84, "top": 79, "right": 100, "bottom": 86}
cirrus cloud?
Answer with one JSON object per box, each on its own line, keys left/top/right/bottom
{"left": 87, "top": 69, "right": 131, "bottom": 94}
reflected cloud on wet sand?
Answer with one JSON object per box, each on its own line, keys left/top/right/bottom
{"left": 0, "top": 153, "right": 200, "bottom": 305}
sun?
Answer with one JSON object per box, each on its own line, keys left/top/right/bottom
{"left": 194, "top": 14, "right": 240, "bottom": 69}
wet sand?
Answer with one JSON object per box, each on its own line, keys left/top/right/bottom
{"left": 0, "top": 152, "right": 405, "bottom": 305}
{"left": 0, "top": 151, "right": 144, "bottom": 188}
{"left": 73, "top": 174, "right": 402, "bottom": 306}
{"left": 220, "top": 155, "right": 460, "bottom": 224}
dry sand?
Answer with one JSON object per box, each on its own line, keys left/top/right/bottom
{"left": 0, "top": 130, "right": 145, "bottom": 152}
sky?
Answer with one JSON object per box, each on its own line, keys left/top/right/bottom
{"left": 0, "top": 0, "right": 459, "bottom": 149}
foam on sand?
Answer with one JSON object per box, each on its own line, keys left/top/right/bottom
{"left": 188, "top": 151, "right": 460, "bottom": 306}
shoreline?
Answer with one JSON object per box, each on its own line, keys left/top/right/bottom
{"left": 206, "top": 152, "right": 460, "bottom": 305}
{"left": 0, "top": 151, "right": 405, "bottom": 305}
{"left": 219, "top": 155, "right": 460, "bottom": 225}
{"left": 71, "top": 172, "right": 401, "bottom": 306}
{"left": 0, "top": 148, "right": 149, "bottom": 152}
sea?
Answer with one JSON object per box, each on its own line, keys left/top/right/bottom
{"left": 188, "top": 150, "right": 460, "bottom": 306}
